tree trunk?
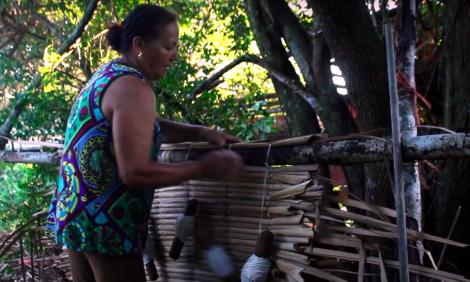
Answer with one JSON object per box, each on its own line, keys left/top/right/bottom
{"left": 308, "top": 0, "right": 390, "bottom": 131}
{"left": 244, "top": 0, "right": 320, "bottom": 137}
{"left": 262, "top": 0, "right": 365, "bottom": 197}
{"left": 396, "top": 0, "right": 422, "bottom": 231}
{"left": 429, "top": 0, "right": 470, "bottom": 277}
{"left": 395, "top": 1, "right": 422, "bottom": 277}
{"left": 309, "top": 0, "right": 392, "bottom": 207}
{"left": 310, "top": 26, "right": 365, "bottom": 200}
{"left": 264, "top": 0, "right": 357, "bottom": 136}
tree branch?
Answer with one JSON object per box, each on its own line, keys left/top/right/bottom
{"left": 190, "top": 55, "right": 249, "bottom": 99}
{"left": 245, "top": 0, "right": 320, "bottom": 137}
{"left": 0, "top": 0, "right": 99, "bottom": 149}
{"left": 264, "top": 1, "right": 357, "bottom": 137}
{"left": 56, "top": 0, "right": 99, "bottom": 54}
{"left": 190, "top": 54, "right": 319, "bottom": 110}
{"left": 0, "top": 75, "right": 42, "bottom": 145}
{"left": 261, "top": 0, "right": 315, "bottom": 86}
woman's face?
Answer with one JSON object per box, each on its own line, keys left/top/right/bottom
{"left": 139, "top": 21, "right": 179, "bottom": 81}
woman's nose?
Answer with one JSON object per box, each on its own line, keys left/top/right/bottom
{"left": 170, "top": 50, "right": 178, "bottom": 62}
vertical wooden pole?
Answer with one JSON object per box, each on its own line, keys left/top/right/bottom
{"left": 385, "top": 21, "right": 410, "bottom": 282}
{"left": 19, "top": 235, "right": 27, "bottom": 282}
{"left": 30, "top": 231, "right": 35, "bottom": 281}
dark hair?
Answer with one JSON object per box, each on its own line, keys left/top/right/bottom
{"left": 106, "top": 4, "right": 177, "bottom": 53}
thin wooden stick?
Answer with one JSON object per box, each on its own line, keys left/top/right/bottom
{"left": 304, "top": 247, "right": 469, "bottom": 281}
{"left": 378, "top": 248, "right": 389, "bottom": 282}
{"left": 437, "top": 205, "right": 461, "bottom": 269}
{"left": 358, "top": 241, "right": 365, "bottom": 282}
{"left": 270, "top": 181, "right": 312, "bottom": 200}
{"left": 302, "top": 265, "right": 348, "bottom": 282}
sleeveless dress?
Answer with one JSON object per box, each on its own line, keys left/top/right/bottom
{"left": 47, "top": 61, "right": 160, "bottom": 255}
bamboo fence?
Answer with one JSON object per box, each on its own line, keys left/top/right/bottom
{"left": 1, "top": 138, "right": 469, "bottom": 281}
{"left": 148, "top": 140, "right": 470, "bottom": 282}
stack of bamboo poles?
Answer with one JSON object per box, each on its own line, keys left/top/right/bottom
{"left": 150, "top": 141, "right": 470, "bottom": 282}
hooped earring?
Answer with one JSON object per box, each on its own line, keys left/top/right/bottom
{"left": 137, "top": 52, "right": 142, "bottom": 58}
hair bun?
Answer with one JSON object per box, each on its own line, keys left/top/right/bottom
{"left": 107, "top": 5, "right": 177, "bottom": 54}
{"left": 106, "top": 22, "right": 124, "bottom": 51}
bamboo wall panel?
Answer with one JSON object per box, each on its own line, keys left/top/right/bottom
{"left": 149, "top": 163, "right": 470, "bottom": 282}
{"left": 149, "top": 166, "right": 315, "bottom": 281}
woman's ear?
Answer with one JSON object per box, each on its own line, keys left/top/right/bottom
{"left": 131, "top": 36, "right": 145, "bottom": 55}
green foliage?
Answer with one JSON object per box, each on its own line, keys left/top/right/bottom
{"left": 0, "top": 163, "right": 57, "bottom": 231}
{"left": 151, "top": 0, "right": 274, "bottom": 139}
{"left": 1, "top": 0, "right": 274, "bottom": 140}
{"left": 287, "top": 0, "right": 314, "bottom": 25}
{"left": 0, "top": 0, "right": 278, "bottom": 230}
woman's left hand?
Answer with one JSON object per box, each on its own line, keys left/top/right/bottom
{"left": 199, "top": 128, "right": 242, "bottom": 147}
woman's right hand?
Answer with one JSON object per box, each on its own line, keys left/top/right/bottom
{"left": 200, "top": 150, "right": 243, "bottom": 180}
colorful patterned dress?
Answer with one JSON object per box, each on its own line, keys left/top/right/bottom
{"left": 47, "top": 61, "right": 161, "bottom": 255}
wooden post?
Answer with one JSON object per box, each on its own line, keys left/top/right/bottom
{"left": 385, "top": 21, "right": 410, "bottom": 282}
{"left": 396, "top": 1, "right": 423, "bottom": 274}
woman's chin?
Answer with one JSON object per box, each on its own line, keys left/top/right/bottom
{"left": 149, "top": 73, "right": 164, "bottom": 81}
{"left": 155, "top": 70, "right": 167, "bottom": 80}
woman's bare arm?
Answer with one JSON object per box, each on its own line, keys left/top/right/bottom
{"left": 101, "top": 76, "right": 242, "bottom": 189}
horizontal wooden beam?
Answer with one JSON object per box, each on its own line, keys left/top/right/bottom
{"left": 1, "top": 133, "right": 469, "bottom": 166}
{"left": 0, "top": 151, "right": 61, "bottom": 165}
{"left": 160, "top": 133, "right": 470, "bottom": 165}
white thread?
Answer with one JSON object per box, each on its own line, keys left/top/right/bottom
{"left": 258, "top": 143, "right": 272, "bottom": 234}
{"left": 184, "top": 143, "right": 193, "bottom": 278}
{"left": 241, "top": 254, "right": 272, "bottom": 282}
{"left": 266, "top": 166, "right": 272, "bottom": 231}
{"left": 184, "top": 143, "right": 192, "bottom": 216}
{"left": 184, "top": 143, "right": 192, "bottom": 162}
{"left": 224, "top": 144, "right": 232, "bottom": 217}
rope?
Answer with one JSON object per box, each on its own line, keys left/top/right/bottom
{"left": 184, "top": 142, "right": 192, "bottom": 208}
{"left": 244, "top": 146, "right": 273, "bottom": 280}
{"left": 258, "top": 143, "right": 272, "bottom": 235}
{"left": 183, "top": 143, "right": 195, "bottom": 278}
{"left": 224, "top": 144, "right": 232, "bottom": 223}
{"left": 184, "top": 143, "right": 193, "bottom": 197}
{"left": 397, "top": 71, "right": 432, "bottom": 127}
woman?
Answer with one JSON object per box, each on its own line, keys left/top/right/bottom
{"left": 47, "top": 4, "right": 242, "bottom": 282}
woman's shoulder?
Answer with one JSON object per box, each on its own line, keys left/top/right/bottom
{"left": 108, "top": 61, "right": 143, "bottom": 77}
{"left": 83, "top": 61, "right": 144, "bottom": 89}
{"left": 104, "top": 72, "right": 154, "bottom": 103}
{"left": 88, "top": 61, "right": 143, "bottom": 80}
